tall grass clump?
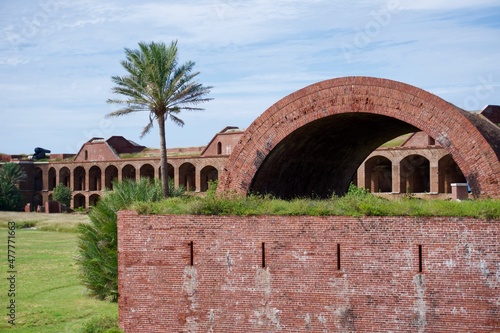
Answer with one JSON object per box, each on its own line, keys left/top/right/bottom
{"left": 80, "top": 314, "right": 122, "bottom": 333}
{"left": 76, "top": 178, "right": 183, "bottom": 301}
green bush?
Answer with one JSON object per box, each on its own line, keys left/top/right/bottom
{"left": 76, "top": 178, "right": 184, "bottom": 301}
{"left": 81, "top": 314, "right": 121, "bottom": 333}
{"left": 53, "top": 183, "right": 72, "bottom": 207}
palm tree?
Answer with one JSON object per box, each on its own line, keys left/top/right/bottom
{"left": 0, "top": 163, "right": 27, "bottom": 211}
{"left": 106, "top": 41, "right": 212, "bottom": 197}
{"left": 0, "top": 162, "right": 27, "bottom": 185}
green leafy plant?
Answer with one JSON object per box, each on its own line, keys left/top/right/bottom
{"left": 76, "top": 178, "right": 185, "bottom": 301}
{"left": 52, "top": 183, "right": 72, "bottom": 207}
{"left": 0, "top": 162, "right": 27, "bottom": 211}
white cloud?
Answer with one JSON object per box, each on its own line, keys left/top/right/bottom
{"left": 398, "top": 0, "right": 499, "bottom": 11}
{"left": 0, "top": 0, "right": 499, "bottom": 154}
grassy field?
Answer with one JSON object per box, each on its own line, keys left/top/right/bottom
{"left": 0, "top": 212, "right": 118, "bottom": 333}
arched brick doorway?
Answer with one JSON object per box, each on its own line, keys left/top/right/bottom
{"left": 74, "top": 193, "right": 85, "bottom": 209}
{"left": 122, "top": 164, "right": 136, "bottom": 181}
{"left": 74, "top": 166, "right": 86, "bottom": 191}
{"left": 179, "top": 163, "right": 196, "bottom": 191}
{"left": 364, "top": 156, "right": 392, "bottom": 193}
{"left": 400, "top": 155, "right": 430, "bottom": 193}
{"left": 59, "top": 167, "right": 70, "bottom": 188}
{"left": 140, "top": 164, "right": 155, "bottom": 180}
{"left": 218, "top": 77, "right": 500, "bottom": 198}
{"left": 438, "top": 155, "right": 466, "bottom": 194}
{"left": 89, "top": 194, "right": 101, "bottom": 207}
{"left": 200, "top": 165, "right": 218, "bottom": 192}
{"left": 89, "top": 166, "right": 102, "bottom": 191}
{"left": 48, "top": 167, "right": 56, "bottom": 191}
{"left": 105, "top": 165, "right": 118, "bottom": 190}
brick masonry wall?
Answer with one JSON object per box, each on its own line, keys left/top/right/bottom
{"left": 118, "top": 211, "right": 500, "bottom": 332}
{"left": 74, "top": 141, "right": 118, "bottom": 162}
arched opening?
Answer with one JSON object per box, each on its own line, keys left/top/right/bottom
{"left": 105, "top": 165, "right": 118, "bottom": 190}
{"left": 122, "top": 164, "right": 136, "bottom": 181}
{"left": 74, "top": 193, "right": 86, "bottom": 209}
{"left": 218, "top": 77, "right": 500, "bottom": 199}
{"left": 140, "top": 164, "right": 155, "bottom": 180}
{"left": 200, "top": 166, "right": 218, "bottom": 192}
{"left": 59, "top": 167, "right": 71, "bottom": 188}
{"left": 400, "top": 155, "right": 430, "bottom": 193}
{"left": 438, "top": 155, "right": 466, "bottom": 194}
{"left": 48, "top": 167, "right": 56, "bottom": 191}
{"left": 89, "top": 194, "right": 101, "bottom": 207}
{"left": 179, "top": 163, "right": 196, "bottom": 191}
{"left": 158, "top": 164, "right": 174, "bottom": 181}
{"left": 33, "top": 193, "right": 43, "bottom": 211}
{"left": 74, "top": 166, "right": 86, "bottom": 191}
{"left": 364, "top": 156, "right": 392, "bottom": 193}
{"left": 34, "top": 167, "right": 43, "bottom": 191}
{"left": 89, "top": 166, "right": 102, "bottom": 191}
{"left": 249, "top": 113, "right": 417, "bottom": 198}
{"left": 217, "top": 142, "right": 222, "bottom": 155}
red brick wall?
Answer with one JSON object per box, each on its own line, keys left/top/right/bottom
{"left": 202, "top": 131, "right": 244, "bottom": 156}
{"left": 74, "top": 142, "right": 118, "bottom": 162}
{"left": 401, "top": 131, "right": 435, "bottom": 147}
{"left": 118, "top": 211, "right": 500, "bottom": 332}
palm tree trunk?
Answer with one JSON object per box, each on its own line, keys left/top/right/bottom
{"left": 158, "top": 114, "right": 170, "bottom": 197}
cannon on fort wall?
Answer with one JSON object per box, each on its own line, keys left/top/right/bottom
{"left": 32, "top": 147, "right": 51, "bottom": 160}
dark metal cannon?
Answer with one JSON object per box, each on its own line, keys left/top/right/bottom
{"left": 33, "top": 147, "right": 51, "bottom": 160}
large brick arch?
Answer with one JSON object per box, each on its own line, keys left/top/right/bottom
{"left": 218, "top": 76, "right": 500, "bottom": 198}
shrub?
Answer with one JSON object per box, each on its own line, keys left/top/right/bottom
{"left": 76, "top": 178, "right": 171, "bottom": 301}
{"left": 52, "top": 183, "right": 72, "bottom": 207}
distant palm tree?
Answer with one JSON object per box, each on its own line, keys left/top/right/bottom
{"left": 0, "top": 162, "right": 27, "bottom": 211}
{"left": 0, "top": 162, "right": 26, "bottom": 185}
{"left": 107, "top": 41, "right": 212, "bottom": 197}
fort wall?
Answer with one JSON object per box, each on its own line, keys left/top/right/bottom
{"left": 118, "top": 211, "right": 500, "bottom": 332}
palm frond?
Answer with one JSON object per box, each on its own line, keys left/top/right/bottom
{"left": 168, "top": 112, "right": 185, "bottom": 127}
{"left": 140, "top": 113, "right": 156, "bottom": 138}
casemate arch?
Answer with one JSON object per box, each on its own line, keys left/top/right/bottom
{"left": 218, "top": 76, "right": 500, "bottom": 198}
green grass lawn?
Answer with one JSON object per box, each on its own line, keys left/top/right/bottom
{"left": 0, "top": 214, "right": 117, "bottom": 332}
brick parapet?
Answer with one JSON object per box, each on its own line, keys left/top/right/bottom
{"left": 118, "top": 211, "right": 500, "bottom": 332}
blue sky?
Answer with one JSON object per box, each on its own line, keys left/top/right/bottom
{"left": 0, "top": 0, "right": 499, "bottom": 154}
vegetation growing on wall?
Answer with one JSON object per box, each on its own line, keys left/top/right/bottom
{"left": 133, "top": 182, "right": 500, "bottom": 219}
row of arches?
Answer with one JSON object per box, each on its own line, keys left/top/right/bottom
{"left": 43, "top": 163, "right": 218, "bottom": 193}
{"left": 362, "top": 153, "right": 466, "bottom": 194}
{"left": 28, "top": 151, "right": 467, "bottom": 209}
{"left": 32, "top": 161, "right": 221, "bottom": 209}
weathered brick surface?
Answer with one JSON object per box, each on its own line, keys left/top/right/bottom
{"left": 118, "top": 211, "right": 500, "bottom": 332}
{"left": 218, "top": 76, "right": 500, "bottom": 198}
